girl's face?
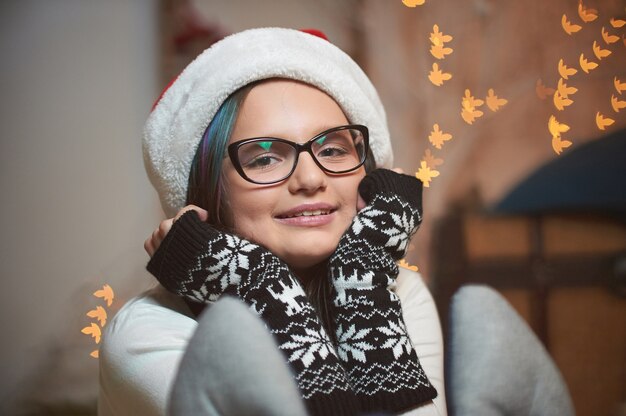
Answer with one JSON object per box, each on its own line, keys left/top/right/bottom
{"left": 222, "top": 79, "right": 365, "bottom": 273}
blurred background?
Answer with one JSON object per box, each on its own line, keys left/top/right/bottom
{"left": 1, "top": 0, "right": 624, "bottom": 415}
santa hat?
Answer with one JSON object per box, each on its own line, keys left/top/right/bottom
{"left": 144, "top": 27, "right": 392, "bottom": 217}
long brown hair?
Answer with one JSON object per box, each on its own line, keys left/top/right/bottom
{"left": 186, "top": 82, "right": 260, "bottom": 228}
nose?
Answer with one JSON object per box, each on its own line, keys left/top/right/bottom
{"left": 287, "top": 151, "right": 327, "bottom": 194}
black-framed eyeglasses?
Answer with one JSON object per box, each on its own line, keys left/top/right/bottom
{"left": 227, "top": 124, "right": 369, "bottom": 185}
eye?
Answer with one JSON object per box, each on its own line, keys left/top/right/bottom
{"left": 315, "top": 133, "right": 355, "bottom": 159}
{"left": 318, "top": 146, "right": 350, "bottom": 158}
{"left": 243, "top": 154, "right": 283, "bottom": 170}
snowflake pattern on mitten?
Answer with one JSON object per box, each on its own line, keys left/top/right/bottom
{"left": 329, "top": 169, "right": 438, "bottom": 413}
{"left": 147, "top": 212, "right": 360, "bottom": 416}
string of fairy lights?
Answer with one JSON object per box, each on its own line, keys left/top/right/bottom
{"left": 399, "top": 0, "right": 624, "bottom": 272}
{"left": 405, "top": 0, "right": 624, "bottom": 171}
{"left": 547, "top": 4, "right": 625, "bottom": 154}
{"left": 81, "top": 284, "right": 115, "bottom": 358}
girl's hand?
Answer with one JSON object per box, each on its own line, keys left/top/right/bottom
{"left": 356, "top": 167, "right": 404, "bottom": 211}
{"left": 144, "top": 205, "right": 209, "bottom": 257}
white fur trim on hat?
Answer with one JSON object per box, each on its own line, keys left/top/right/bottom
{"left": 144, "top": 27, "right": 392, "bottom": 217}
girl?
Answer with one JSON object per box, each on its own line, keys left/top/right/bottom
{"left": 99, "top": 27, "right": 446, "bottom": 416}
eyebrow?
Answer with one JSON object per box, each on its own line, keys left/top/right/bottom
{"left": 229, "top": 123, "right": 351, "bottom": 149}
{"left": 315, "top": 124, "right": 350, "bottom": 135}
{"left": 259, "top": 124, "right": 347, "bottom": 141}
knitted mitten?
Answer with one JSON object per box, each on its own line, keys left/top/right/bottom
{"left": 147, "top": 212, "right": 359, "bottom": 416}
{"left": 329, "top": 169, "right": 438, "bottom": 413}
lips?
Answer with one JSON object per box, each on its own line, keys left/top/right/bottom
{"left": 275, "top": 203, "right": 337, "bottom": 225}
{"left": 279, "top": 209, "right": 332, "bottom": 218}
{"left": 275, "top": 203, "right": 337, "bottom": 219}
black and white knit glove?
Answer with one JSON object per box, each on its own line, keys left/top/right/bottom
{"left": 329, "top": 169, "right": 437, "bottom": 413}
{"left": 147, "top": 212, "right": 359, "bottom": 416}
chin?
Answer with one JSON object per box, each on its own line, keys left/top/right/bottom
{"left": 280, "top": 244, "right": 336, "bottom": 270}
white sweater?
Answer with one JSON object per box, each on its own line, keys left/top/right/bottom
{"left": 98, "top": 268, "right": 447, "bottom": 416}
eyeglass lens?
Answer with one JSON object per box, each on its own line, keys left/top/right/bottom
{"left": 237, "top": 128, "right": 366, "bottom": 183}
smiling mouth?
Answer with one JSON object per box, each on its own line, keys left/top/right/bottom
{"left": 276, "top": 209, "right": 335, "bottom": 219}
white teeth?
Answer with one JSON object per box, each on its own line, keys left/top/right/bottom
{"left": 291, "top": 210, "right": 329, "bottom": 217}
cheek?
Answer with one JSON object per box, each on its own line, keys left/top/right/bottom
{"left": 339, "top": 171, "right": 365, "bottom": 207}
{"left": 225, "top": 184, "right": 279, "bottom": 243}
{"left": 222, "top": 176, "right": 251, "bottom": 232}
{"left": 331, "top": 174, "right": 365, "bottom": 230}
{"left": 228, "top": 196, "right": 262, "bottom": 237}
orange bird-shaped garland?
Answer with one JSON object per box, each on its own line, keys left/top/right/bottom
{"left": 615, "top": 77, "right": 626, "bottom": 95}
{"left": 82, "top": 284, "right": 116, "bottom": 358}
{"left": 461, "top": 89, "right": 484, "bottom": 124}
{"left": 601, "top": 26, "right": 619, "bottom": 45}
{"left": 402, "top": 0, "right": 426, "bottom": 7}
{"left": 553, "top": 78, "right": 577, "bottom": 111}
{"left": 579, "top": 53, "right": 598, "bottom": 73}
{"left": 430, "top": 24, "right": 453, "bottom": 59}
{"left": 416, "top": 149, "right": 443, "bottom": 189}
{"left": 422, "top": 148, "right": 443, "bottom": 169}
{"left": 81, "top": 322, "right": 102, "bottom": 344}
{"left": 87, "top": 305, "right": 108, "bottom": 327}
{"left": 610, "top": 18, "right": 625, "bottom": 28}
{"left": 577, "top": 0, "right": 598, "bottom": 23}
{"left": 595, "top": 112, "right": 615, "bottom": 130}
{"left": 592, "top": 40, "right": 612, "bottom": 60}
{"left": 486, "top": 88, "right": 508, "bottom": 112}
{"left": 428, "top": 123, "right": 453, "bottom": 149}
{"left": 562, "top": 14, "right": 582, "bottom": 35}
{"left": 611, "top": 95, "right": 626, "bottom": 112}
{"left": 94, "top": 284, "right": 115, "bottom": 307}
{"left": 536, "top": 79, "right": 556, "bottom": 100}
{"left": 428, "top": 62, "right": 452, "bottom": 86}
{"left": 558, "top": 59, "right": 578, "bottom": 80}
{"left": 398, "top": 258, "right": 419, "bottom": 271}
{"left": 548, "top": 115, "right": 572, "bottom": 155}
{"left": 415, "top": 161, "right": 440, "bottom": 188}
